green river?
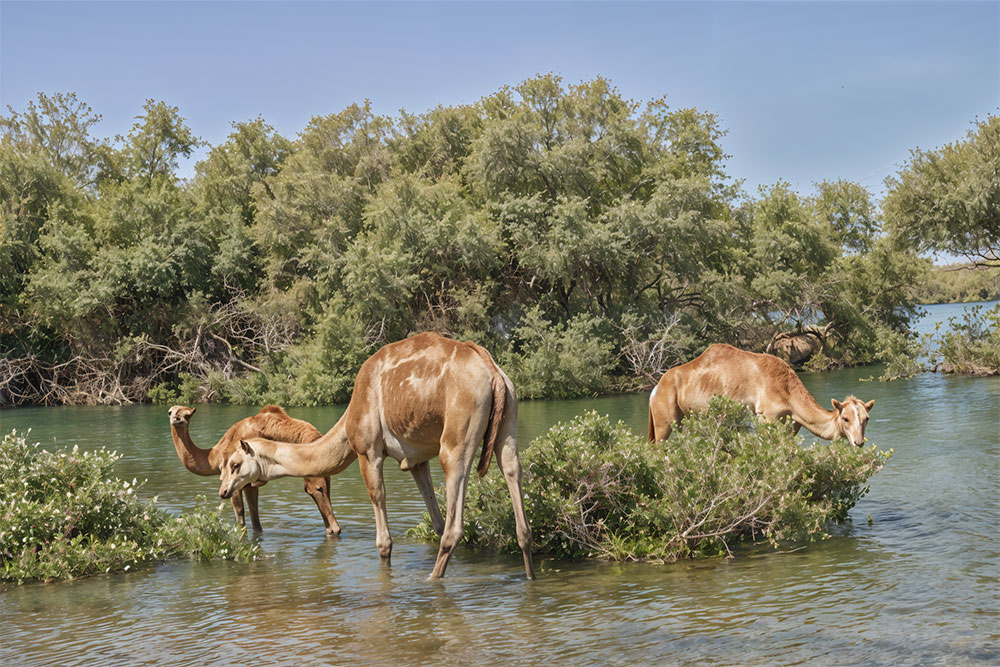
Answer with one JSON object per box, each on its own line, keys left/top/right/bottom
{"left": 1, "top": 302, "right": 998, "bottom": 665}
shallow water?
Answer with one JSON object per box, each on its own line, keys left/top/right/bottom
{"left": 2, "top": 303, "right": 998, "bottom": 665}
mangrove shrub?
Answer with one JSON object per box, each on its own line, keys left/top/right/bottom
{"left": 411, "top": 398, "right": 890, "bottom": 562}
{"left": 937, "top": 304, "right": 1000, "bottom": 376}
{"left": 5, "top": 80, "right": 965, "bottom": 405}
{"left": 0, "top": 431, "right": 259, "bottom": 584}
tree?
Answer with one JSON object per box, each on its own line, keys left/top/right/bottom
{"left": 814, "top": 179, "right": 879, "bottom": 254}
{"left": 883, "top": 115, "right": 1000, "bottom": 267}
{"left": 0, "top": 92, "right": 105, "bottom": 188}
{"left": 120, "top": 100, "right": 200, "bottom": 183}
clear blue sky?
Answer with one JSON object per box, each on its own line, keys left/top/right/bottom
{"left": 2, "top": 1, "right": 997, "bottom": 195}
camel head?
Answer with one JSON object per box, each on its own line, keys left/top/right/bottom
{"left": 831, "top": 396, "right": 875, "bottom": 446}
{"left": 168, "top": 405, "right": 196, "bottom": 427}
{"left": 219, "top": 439, "right": 262, "bottom": 499}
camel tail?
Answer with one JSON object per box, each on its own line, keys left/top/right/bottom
{"left": 648, "top": 406, "right": 655, "bottom": 443}
{"left": 467, "top": 343, "right": 506, "bottom": 478}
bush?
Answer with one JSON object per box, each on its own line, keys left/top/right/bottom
{"left": 0, "top": 431, "right": 259, "bottom": 583}
{"left": 937, "top": 304, "right": 1000, "bottom": 376}
{"left": 411, "top": 398, "right": 890, "bottom": 562}
{"left": 503, "top": 307, "right": 617, "bottom": 400}
{"left": 875, "top": 328, "right": 927, "bottom": 381}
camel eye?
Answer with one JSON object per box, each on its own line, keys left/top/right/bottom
{"left": 232, "top": 462, "right": 241, "bottom": 471}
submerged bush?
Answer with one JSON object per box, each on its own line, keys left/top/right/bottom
{"left": 937, "top": 304, "right": 1000, "bottom": 376}
{"left": 875, "top": 328, "right": 928, "bottom": 381}
{"left": 0, "top": 431, "right": 259, "bottom": 584}
{"left": 411, "top": 398, "right": 890, "bottom": 562}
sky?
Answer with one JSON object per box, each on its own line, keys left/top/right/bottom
{"left": 2, "top": 1, "right": 997, "bottom": 196}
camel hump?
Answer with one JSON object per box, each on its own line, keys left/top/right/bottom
{"left": 258, "top": 405, "right": 288, "bottom": 416}
{"left": 465, "top": 342, "right": 506, "bottom": 478}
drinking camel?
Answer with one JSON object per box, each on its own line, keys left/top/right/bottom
{"left": 168, "top": 404, "right": 341, "bottom": 535}
{"left": 648, "top": 343, "right": 874, "bottom": 445}
{"left": 217, "top": 332, "right": 535, "bottom": 580}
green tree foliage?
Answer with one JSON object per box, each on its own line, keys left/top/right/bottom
{"left": 883, "top": 115, "right": 1000, "bottom": 267}
{"left": 814, "top": 179, "right": 880, "bottom": 254}
{"left": 911, "top": 262, "right": 1000, "bottom": 304}
{"left": 1, "top": 79, "right": 941, "bottom": 405}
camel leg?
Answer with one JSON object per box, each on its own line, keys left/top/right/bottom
{"left": 494, "top": 422, "right": 535, "bottom": 579}
{"left": 230, "top": 491, "right": 247, "bottom": 528}
{"left": 304, "top": 476, "right": 341, "bottom": 536}
{"left": 649, "top": 385, "right": 681, "bottom": 442}
{"left": 410, "top": 461, "right": 445, "bottom": 536}
{"left": 429, "top": 432, "right": 479, "bottom": 580}
{"left": 358, "top": 453, "right": 392, "bottom": 561}
{"left": 244, "top": 484, "right": 263, "bottom": 532}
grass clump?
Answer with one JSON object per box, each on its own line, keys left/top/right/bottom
{"left": 411, "top": 397, "right": 890, "bottom": 562}
{"left": 0, "top": 431, "right": 259, "bottom": 584}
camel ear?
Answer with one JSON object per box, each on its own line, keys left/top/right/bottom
{"left": 240, "top": 440, "right": 255, "bottom": 457}
{"left": 831, "top": 399, "right": 843, "bottom": 411}
{"left": 864, "top": 400, "right": 875, "bottom": 411}
{"left": 190, "top": 407, "right": 196, "bottom": 415}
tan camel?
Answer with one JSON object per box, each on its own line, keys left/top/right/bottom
{"left": 217, "top": 332, "right": 535, "bottom": 580}
{"left": 648, "top": 343, "right": 874, "bottom": 445}
{"left": 168, "top": 404, "right": 341, "bottom": 535}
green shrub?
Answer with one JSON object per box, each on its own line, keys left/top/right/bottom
{"left": 0, "top": 431, "right": 259, "bottom": 583}
{"left": 503, "top": 307, "right": 616, "bottom": 400}
{"left": 875, "top": 328, "right": 927, "bottom": 381}
{"left": 411, "top": 398, "right": 890, "bottom": 562}
{"left": 937, "top": 304, "right": 1000, "bottom": 375}
{"left": 147, "top": 372, "right": 206, "bottom": 404}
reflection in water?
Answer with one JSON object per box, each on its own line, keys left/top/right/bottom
{"left": 2, "top": 318, "right": 998, "bottom": 664}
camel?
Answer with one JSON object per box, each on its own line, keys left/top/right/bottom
{"left": 168, "top": 404, "right": 341, "bottom": 535}
{"left": 648, "top": 343, "right": 874, "bottom": 445}
{"left": 217, "top": 332, "right": 535, "bottom": 580}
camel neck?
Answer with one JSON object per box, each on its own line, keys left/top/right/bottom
{"left": 170, "top": 424, "right": 217, "bottom": 476}
{"left": 790, "top": 392, "right": 841, "bottom": 441}
{"left": 257, "top": 416, "right": 357, "bottom": 480}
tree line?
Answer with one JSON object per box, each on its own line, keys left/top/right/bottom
{"left": 2, "top": 76, "right": 996, "bottom": 405}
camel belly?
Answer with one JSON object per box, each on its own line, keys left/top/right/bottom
{"left": 381, "top": 425, "right": 441, "bottom": 470}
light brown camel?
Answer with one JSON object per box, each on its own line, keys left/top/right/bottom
{"left": 648, "top": 343, "right": 874, "bottom": 445}
{"left": 217, "top": 332, "right": 535, "bottom": 580}
{"left": 168, "top": 404, "right": 341, "bottom": 535}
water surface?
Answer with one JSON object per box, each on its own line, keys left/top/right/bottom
{"left": 2, "top": 303, "right": 998, "bottom": 665}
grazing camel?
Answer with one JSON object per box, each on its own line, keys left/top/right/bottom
{"left": 648, "top": 343, "right": 874, "bottom": 445}
{"left": 217, "top": 332, "right": 535, "bottom": 580}
{"left": 168, "top": 405, "right": 341, "bottom": 535}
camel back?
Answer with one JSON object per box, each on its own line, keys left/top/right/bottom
{"left": 464, "top": 341, "right": 506, "bottom": 478}
{"left": 679, "top": 344, "right": 822, "bottom": 413}
{"left": 220, "top": 407, "right": 323, "bottom": 455}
